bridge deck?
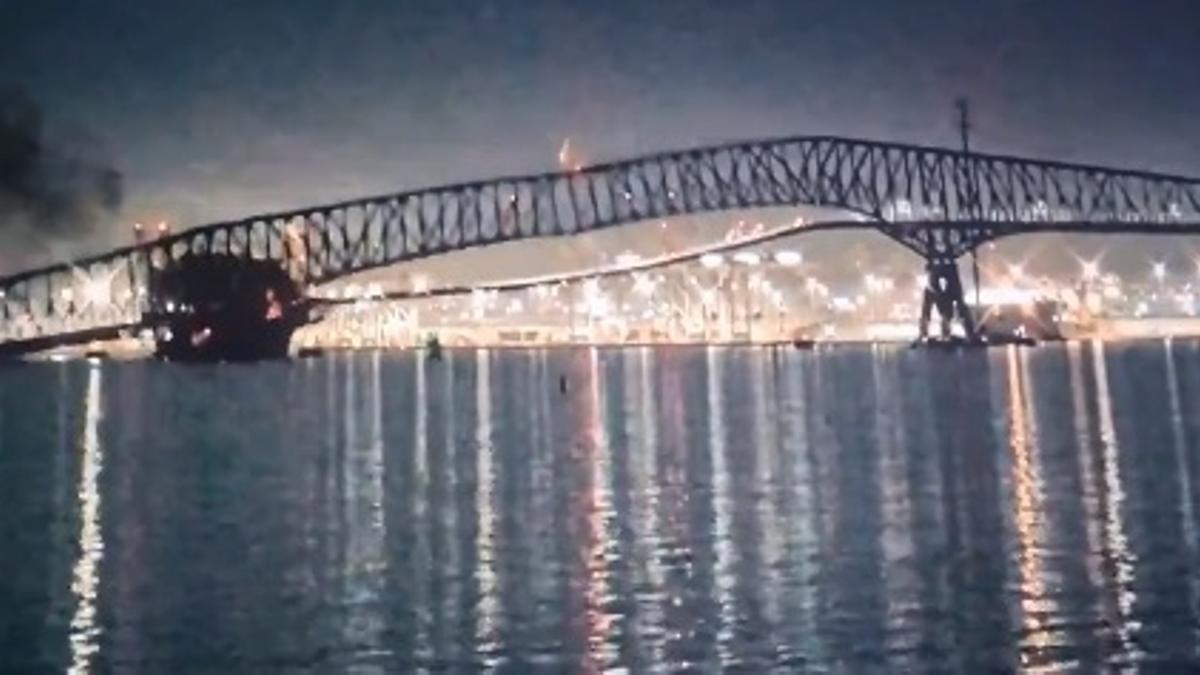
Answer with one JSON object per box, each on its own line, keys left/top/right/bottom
{"left": 3, "top": 134, "right": 1200, "bottom": 353}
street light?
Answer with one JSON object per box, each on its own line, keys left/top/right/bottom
{"left": 410, "top": 273, "right": 430, "bottom": 294}
{"left": 864, "top": 273, "right": 877, "bottom": 293}
{"left": 773, "top": 250, "right": 802, "bottom": 266}
{"left": 1152, "top": 261, "right": 1167, "bottom": 282}
{"left": 615, "top": 251, "right": 641, "bottom": 268}
{"left": 82, "top": 277, "right": 111, "bottom": 308}
{"left": 700, "top": 253, "right": 724, "bottom": 269}
{"left": 732, "top": 251, "right": 760, "bottom": 266}
{"left": 1080, "top": 260, "right": 1100, "bottom": 281}
{"left": 633, "top": 274, "right": 655, "bottom": 297}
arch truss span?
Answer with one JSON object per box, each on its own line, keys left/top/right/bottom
{"left": 4, "top": 135, "right": 1200, "bottom": 351}
{"left": 268, "top": 136, "right": 1200, "bottom": 285}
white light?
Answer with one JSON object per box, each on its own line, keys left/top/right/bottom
{"left": 587, "top": 293, "right": 611, "bottom": 317}
{"left": 773, "top": 250, "right": 802, "bottom": 266}
{"left": 732, "top": 251, "right": 761, "bottom": 266}
{"left": 1008, "top": 263, "right": 1024, "bottom": 280}
{"left": 978, "top": 286, "right": 1040, "bottom": 306}
{"left": 1081, "top": 260, "right": 1100, "bottom": 280}
{"left": 82, "top": 278, "right": 110, "bottom": 307}
{"left": 633, "top": 274, "right": 655, "bottom": 296}
{"left": 470, "top": 288, "right": 489, "bottom": 309}
{"left": 866, "top": 322, "right": 920, "bottom": 341}
{"left": 410, "top": 273, "right": 430, "bottom": 294}
{"left": 615, "top": 251, "right": 641, "bottom": 268}
{"left": 1152, "top": 261, "right": 1167, "bottom": 281}
{"left": 700, "top": 253, "right": 724, "bottom": 269}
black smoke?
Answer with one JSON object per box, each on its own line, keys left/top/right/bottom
{"left": 0, "top": 85, "right": 122, "bottom": 272}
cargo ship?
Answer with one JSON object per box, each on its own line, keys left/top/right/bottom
{"left": 146, "top": 255, "right": 310, "bottom": 362}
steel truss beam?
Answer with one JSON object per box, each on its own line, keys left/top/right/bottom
{"left": 3, "top": 135, "right": 1200, "bottom": 347}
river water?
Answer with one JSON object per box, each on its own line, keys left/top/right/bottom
{"left": 1, "top": 343, "right": 1199, "bottom": 672}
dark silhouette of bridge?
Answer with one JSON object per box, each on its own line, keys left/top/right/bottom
{"left": 2, "top": 135, "right": 1200, "bottom": 359}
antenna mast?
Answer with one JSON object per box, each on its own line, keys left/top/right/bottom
{"left": 955, "top": 97, "right": 971, "bottom": 153}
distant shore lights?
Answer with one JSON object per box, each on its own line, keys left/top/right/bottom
{"left": 773, "top": 250, "right": 802, "bottom": 266}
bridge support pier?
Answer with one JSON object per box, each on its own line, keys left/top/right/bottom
{"left": 918, "top": 256, "right": 977, "bottom": 341}
{"left": 884, "top": 224, "right": 996, "bottom": 343}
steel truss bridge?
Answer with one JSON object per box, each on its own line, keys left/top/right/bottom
{"left": 3, "top": 135, "right": 1200, "bottom": 356}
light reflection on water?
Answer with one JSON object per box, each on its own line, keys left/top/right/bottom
{"left": 68, "top": 361, "right": 104, "bottom": 675}
{"left": 1092, "top": 340, "right": 1141, "bottom": 662}
{"left": 1, "top": 343, "right": 1200, "bottom": 672}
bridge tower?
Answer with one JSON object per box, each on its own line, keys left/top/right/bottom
{"left": 900, "top": 98, "right": 989, "bottom": 342}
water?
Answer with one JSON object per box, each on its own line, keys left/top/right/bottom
{"left": 2, "top": 343, "right": 1199, "bottom": 672}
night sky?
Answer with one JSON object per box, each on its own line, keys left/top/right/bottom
{"left": 3, "top": 0, "right": 1200, "bottom": 275}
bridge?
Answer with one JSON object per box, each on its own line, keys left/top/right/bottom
{"left": 3, "top": 135, "right": 1200, "bottom": 359}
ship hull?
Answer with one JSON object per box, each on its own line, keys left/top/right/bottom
{"left": 147, "top": 254, "right": 309, "bottom": 362}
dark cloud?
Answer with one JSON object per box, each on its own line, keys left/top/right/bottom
{"left": 0, "top": 85, "right": 122, "bottom": 270}
{"left": 1, "top": 1, "right": 1199, "bottom": 276}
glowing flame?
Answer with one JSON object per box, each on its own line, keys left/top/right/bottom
{"left": 558, "top": 137, "right": 583, "bottom": 171}
{"left": 558, "top": 137, "right": 572, "bottom": 168}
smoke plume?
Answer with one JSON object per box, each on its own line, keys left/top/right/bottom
{"left": 0, "top": 85, "right": 122, "bottom": 274}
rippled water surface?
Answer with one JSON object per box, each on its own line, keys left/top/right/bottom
{"left": 2, "top": 343, "right": 1200, "bottom": 672}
